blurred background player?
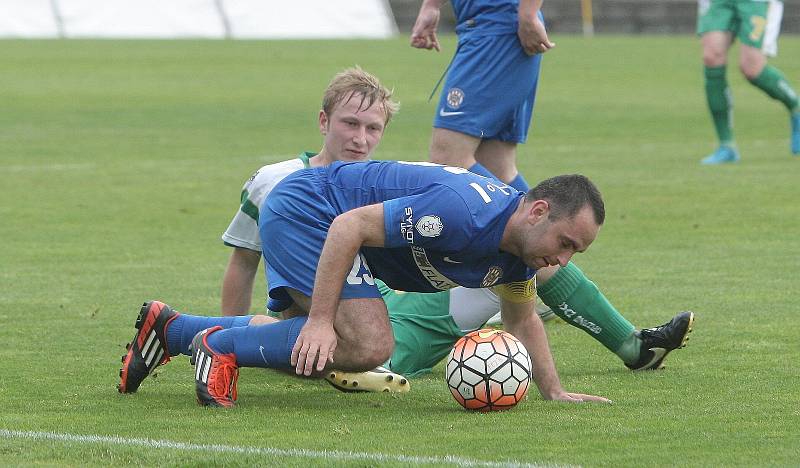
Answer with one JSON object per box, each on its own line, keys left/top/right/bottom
{"left": 410, "top": 0, "right": 553, "bottom": 192}
{"left": 698, "top": 0, "right": 800, "bottom": 164}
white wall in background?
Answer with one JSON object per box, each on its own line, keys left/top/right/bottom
{"left": 0, "top": 0, "right": 398, "bottom": 39}
{"left": 0, "top": 0, "right": 60, "bottom": 37}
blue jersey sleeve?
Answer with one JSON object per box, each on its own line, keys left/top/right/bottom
{"left": 383, "top": 185, "right": 476, "bottom": 252}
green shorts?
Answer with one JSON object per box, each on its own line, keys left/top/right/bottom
{"left": 697, "top": 0, "right": 784, "bottom": 56}
{"left": 378, "top": 281, "right": 464, "bottom": 377}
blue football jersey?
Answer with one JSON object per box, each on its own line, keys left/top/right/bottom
{"left": 308, "top": 160, "right": 535, "bottom": 292}
{"left": 452, "top": 0, "right": 522, "bottom": 36}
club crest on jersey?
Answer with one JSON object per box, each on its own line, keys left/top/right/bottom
{"left": 415, "top": 215, "right": 443, "bottom": 238}
{"left": 481, "top": 266, "right": 503, "bottom": 287}
{"left": 446, "top": 88, "right": 464, "bottom": 109}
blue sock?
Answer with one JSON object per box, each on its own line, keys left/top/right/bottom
{"left": 508, "top": 173, "right": 530, "bottom": 192}
{"left": 468, "top": 162, "right": 495, "bottom": 178}
{"left": 166, "top": 314, "right": 253, "bottom": 357}
{"left": 205, "top": 316, "right": 308, "bottom": 369}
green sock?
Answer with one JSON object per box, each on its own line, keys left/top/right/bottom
{"left": 537, "top": 262, "right": 639, "bottom": 364}
{"left": 749, "top": 65, "right": 800, "bottom": 112}
{"left": 704, "top": 65, "right": 734, "bottom": 145}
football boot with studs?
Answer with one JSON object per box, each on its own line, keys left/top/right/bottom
{"left": 190, "top": 326, "right": 239, "bottom": 407}
{"left": 118, "top": 300, "right": 179, "bottom": 393}
{"left": 626, "top": 311, "right": 695, "bottom": 371}
{"left": 325, "top": 366, "right": 410, "bottom": 393}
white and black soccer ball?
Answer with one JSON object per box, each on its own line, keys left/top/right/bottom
{"left": 445, "top": 329, "right": 532, "bottom": 411}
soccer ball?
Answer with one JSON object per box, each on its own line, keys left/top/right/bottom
{"left": 445, "top": 329, "right": 532, "bottom": 412}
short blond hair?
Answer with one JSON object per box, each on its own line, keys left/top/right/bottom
{"left": 322, "top": 66, "right": 399, "bottom": 125}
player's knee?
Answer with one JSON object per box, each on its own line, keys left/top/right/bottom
{"left": 348, "top": 333, "right": 394, "bottom": 369}
{"left": 430, "top": 145, "right": 467, "bottom": 167}
{"left": 429, "top": 130, "right": 478, "bottom": 168}
{"left": 249, "top": 315, "right": 279, "bottom": 325}
{"left": 739, "top": 61, "right": 762, "bottom": 81}
{"left": 340, "top": 344, "right": 391, "bottom": 370}
{"left": 702, "top": 49, "right": 726, "bottom": 68}
{"left": 364, "top": 335, "right": 394, "bottom": 364}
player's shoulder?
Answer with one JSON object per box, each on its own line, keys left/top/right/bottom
{"left": 236, "top": 155, "right": 308, "bottom": 204}
{"left": 244, "top": 157, "right": 307, "bottom": 186}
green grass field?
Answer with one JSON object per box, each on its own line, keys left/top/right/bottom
{"left": 1, "top": 35, "right": 799, "bottom": 466}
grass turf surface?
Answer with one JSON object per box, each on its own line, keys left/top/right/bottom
{"left": 1, "top": 36, "right": 799, "bottom": 466}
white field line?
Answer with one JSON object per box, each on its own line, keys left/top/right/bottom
{"left": 0, "top": 429, "right": 572, "bottom": 468}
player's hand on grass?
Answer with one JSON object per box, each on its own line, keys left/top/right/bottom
{"left": 549, "top": 391, "right": 613, "bottom": 404}
{"left": 410, "top": 5, "right": 441, "bottom": 51}
{"left": 518, "top": 12, "right": 554, "bottom": 56}
{"left": 291, "top": 318, "right": 336, "bottom": 376}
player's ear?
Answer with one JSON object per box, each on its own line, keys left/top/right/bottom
{"left": 529, "top": 199, "right": 549, "bottom": 222}
{"left": 319, "top": 110, "right": 329, "bottom": 135}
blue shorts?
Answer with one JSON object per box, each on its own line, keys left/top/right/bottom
{"left": 434, "top": 32, "right": 543, "bottom": 144}
{"left": 259, "top": 174, "right": 381, "bottom": 305}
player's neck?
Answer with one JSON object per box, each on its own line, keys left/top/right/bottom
{"left": 309, "top": 150, "right": 329, "bottom": 167}
{"left": 498, "top": 198, "right": 526, "bottom": 256}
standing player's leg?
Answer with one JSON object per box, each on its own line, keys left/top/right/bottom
{"left": 472, "top": 48, "right": 541, "bottom": 193}
{"left": 429, "top": 32, "right": 539, "bottom": 191}
{"left": 698, "top": 0, "right": 739, "bottom": 164}
{"left": 474, "top": 140, "right": 525, "bottom": 189}
{"left": 429, "top": 127, "right": 481, "bottom": 170}
{"left": 735, "top": 0, "right": 800, "bottom": 155}
{"left": 700, "top": 31, "right": 739, "bottom": 164}
{"left": 426, "top": 36, "right": 484, "bottom": 171}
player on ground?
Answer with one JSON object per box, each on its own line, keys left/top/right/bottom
{"left": 698, "top": 0, "right": 800, "bottom": 164}
{"left": 118, "top": 71, "right": 694, "bottom": 399}
{"left": 191, "top": 164, "right": 614, "bottom": 407}
{"left": 411, "top": 0, "right": 552, "bottom": 192}
{"left": 123, "top": 165, "right": 612, "bottom": 404}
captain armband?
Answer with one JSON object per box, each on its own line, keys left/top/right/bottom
{"left": 491, "top": 277, "right": 537, "bottom": 304}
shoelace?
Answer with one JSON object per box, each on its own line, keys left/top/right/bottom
{"left": 639, "top": 320, "right": 677, "bottom": 346}
{"left": 210, "top": 360, "right": 239, "bottom": 402}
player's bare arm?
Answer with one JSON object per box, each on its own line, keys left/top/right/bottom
{"left": 293, "top": 204, "right": 386, "bottom": 375}
{"left": 410, "top": 0, "right": 447, "bottom": 51}
{"left": 221, "top": 247, "right": 261, "bottom": 315}
{"left": 518, "top": 0, "right": 554, "bottom": 56}
{"left": 500, "top": 297, "right": 611, "bottom": 403}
